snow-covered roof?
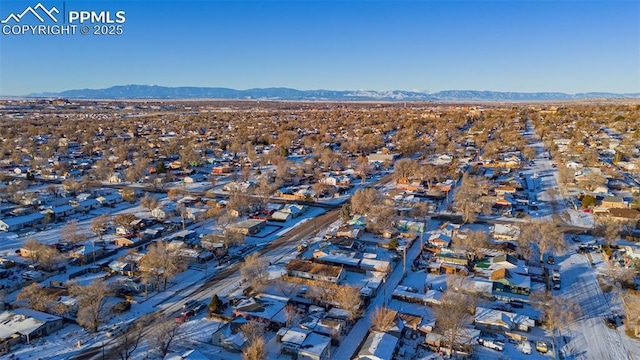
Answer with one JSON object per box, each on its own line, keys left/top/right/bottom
{"left": 0, "top": 308, "right": 61, "bottom": 339}
{"left": 281, "top": 327, "right": 311, "bottom": 346}
{"left": 163, "top": 349, "right": 210, "bottom": 360}
{"left": 356, "top": 331, "right": 399, "bottom": 360}
{"left": 298, "top": 332, "right": 331, "bottom": 357}
{"left": 475, "top": 306, "right": 534, "bottom": 330}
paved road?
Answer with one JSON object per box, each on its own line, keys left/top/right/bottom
{"left": 69, "top": 209, "right": 341, "bottom": 360}
{"left": 332, "top": 219, "right": 435, "bottom": 359}
{"left": 558, "top": 253, "right": 631, "bottom": 360}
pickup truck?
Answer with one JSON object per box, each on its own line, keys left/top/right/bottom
{"left": 478, "top": 338, "right": 504, "bottom": 351}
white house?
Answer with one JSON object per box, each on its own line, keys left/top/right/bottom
{"left": 355, "top": 331, "right": 399, "bottom": 360}
{"left": 0, "top": 308, "right": 63, "bottom": 346}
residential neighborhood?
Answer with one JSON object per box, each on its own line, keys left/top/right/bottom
{"left": 0, "top": 99, "right": 638, "bottom": 360}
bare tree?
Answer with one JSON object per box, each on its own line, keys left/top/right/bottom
{"left": 241, "top": 253, "right": 269, "bottom": 293}
{"left": 118, "top": 249, "right": 139, "bottom": 276}
{"left": 17, "top": 283, "right": 57, "bottom": 312}
{"left": 113, "top": 213, "right": 138, "bottom": 229}
{"left": 332, "top": 285, "right": 362, "bottom": 321}
{"left": 91, "top": 214, "right": 110, "bottom": 241}
{"left": 239, "top": 321, "right": 265, "bottom": 343}
{"left": 606, "top": 267, "right": 637, "bottom": 289}
{"left": 593, "top": 219, "right": 623, "bottom": 246}
{"left": 371, "top": 306, "right": 397, "bottom": 333}
{"left": 167, "top": 188, "right": 187, "bottom": 201}
{"left": 455, "top": 230, "right": 489, "bottom": 261}
{"left": 619, "top": 289, "right": 640, "bottom": 337}
{"left": 581, "top": 171, "right": 606, "bottom": 191}
{"left": 453, "top": 173, "right": 488, "bottom": 223}
{"left": 284, "top": 304, "right": 300, "bottom": 327}
{"left": 356, "top": 156, "right": 371, "bottom": 184}
{"left": 519, "top": 220, "right": 567, "bottom": 263}
{"left": 113, "top": 317, "right": 149, "bottom": 360}
{"left": 243, "top": 336, "right": 266, "bottom": 360}
{"left": 538, "top": 297, "right": 580, "bottom": 357}
{"left": 21, "top": 238, "right": 64, "bottom": 271}
{"left": 350, "top": 188, "right": 383, "bottom": 215}
{"left": 150, "top": 315, "right": 184, "bottom": 357}
{"left": 36, "top": 244, "right": 65, "bottom": 272}
{"left": 138, "top": 241, "right": 188, "bottom": 291}
{"left": 63, "top": 220, "right": 88, "bottom": 245}
{"left": 274, "top": 277, "right": 297, "bottom": 297}
{"left": 140, "top": 193, "right": 159, "bottom": 211}
{"left": 366, "top": 206, "right": 397, "bottom": 235}
{"left": 22, "top": 237, "right": 41, "bottom": 264}
{"left": 433, "top": 290, "right": 474, "bottom": 357}
{"left": 392, "top": 158, "right": 419, "bottom": 181}
{"left": 70, "top": 279, "right": 111, "bottom": 332}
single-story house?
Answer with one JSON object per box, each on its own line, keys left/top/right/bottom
{"left": 428, "top": 233, "right": 451, "bottom": 247}
{"left": 230, "top": 219, "right": 266, "bottom": 236}
{"left": 109, "top": 261, "right": 134, "bottom": 276}
{"left": 601, "top": 196, "right": 627, "bottom": 209}
{"left": 281, "top": 204, "right": 305, "bottom": 218}
{"left": 0, "top": 213, "right": 45, "bottom": 232}
{"left": 114, "top": 237, "right": 142, "bottom": 247}
{"left": 151, "top": 202, "right": 178, "bottom": 220}
{"left": 96, "top": 193, "right": 123, "bottom": 207}
{"left": 163, "top": 349, "right": 210, "bottom": 360}
{"left": 184, "top": 174, "right": 207, "bottom": 184}
{"left": 474, "top": 306, "right": 535, "bottom": 333}
{"left": 606, "top": 208, "right": 640, "bottom": 221}
{"left": 367, "top": 153, "right": 399, "bottom": 164}
{"left": 493, "top": 224, "right": 520, "bottom": 241}
{"left": 297, "top": 332, "right": 331, "bottom": 360}
{"left": 75, "top": 198, "right": 101, "bottom": 213}
{"left": 232, "top": 294, "right": 288, "bottom": 327}
{"left": 279, "top": 327, "right": 311, "bottom": 356}
{"left": 491, "top": 268, "right": 531, "bottom": 296}
{"left": 278, "top": 327, "right": 331, "bottom": 360}
{"left": 211, "top": 316, "right": 251, "bottom": 352}
{"left": 42, "top": 204, "right": 76, "bottom": 220}
{"left": 0, "top": 308, "right": 63, "bottom": 348}
{"left": 355, "top": 331, "right": 399, "bottom": 360}
{"left": 286, "top": 259, "right": 346, "bottom": 284}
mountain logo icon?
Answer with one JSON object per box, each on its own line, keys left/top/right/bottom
{"left": 1, "top": 3, "right": 59, "bottom": 24}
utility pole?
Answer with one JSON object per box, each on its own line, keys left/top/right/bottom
{"left": 402, "top": 246, "right": 407, "bottom": 277}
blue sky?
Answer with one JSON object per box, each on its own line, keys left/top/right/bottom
{"left": 1, "top": 0, "right": 639, "bottom": 95}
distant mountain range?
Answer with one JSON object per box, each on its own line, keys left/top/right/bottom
{"left": 25, "top": 85, "right": 640, "bottom": 101}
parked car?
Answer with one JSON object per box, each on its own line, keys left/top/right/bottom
{"left": 510, "top": 300, "right": 524, "bottom": 309}
{"left": 604, "top": 316, "right": 618, "bottom": 329}
{"left": 547, "top": 256, "right": 555, "bottom": 265}
{"left": 553, "top": 280, "right": 561, "bottom": 290}
{"left": 21, "top": 270, "right": 42, "bottom": 281}
{"left": 492, "top": 303, "right": 512, "bottom": 312}
{"left": 181, "top": 309, "right": 196, "bottom": 317}
{"left": 521, "top": 341, "right": 532, "bottom": 354}
{"left": 193, "top": 303, "right": 207, "bottom": 313}
{"left": 478, "top": 338, "right": 504, "bottom": 351}
{"left": 536, "top": 340, "right": 548, "bottom": 353}
{"left": 183, "top": 300, "right": 199, "bottom": 309}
